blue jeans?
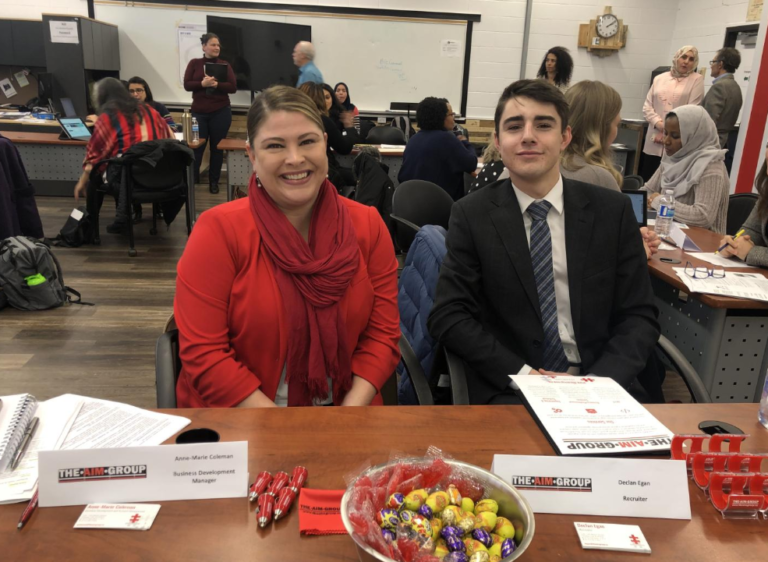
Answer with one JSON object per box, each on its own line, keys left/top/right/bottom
{"left": 192, "top": 106, "right": 232, "bottom": 186}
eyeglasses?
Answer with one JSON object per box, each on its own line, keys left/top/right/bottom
{"left": 684, "top": 261, "right": 725, "bottom": 279}
{"left": 129, "top": 88, "right": 145, "bottom": 94}
{"left": 709, "top": 60, "right": 722, "bottom": 65}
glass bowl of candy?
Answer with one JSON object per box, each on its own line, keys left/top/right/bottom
{"left": 341, "top": 456, "right": 534, "bottom": 562}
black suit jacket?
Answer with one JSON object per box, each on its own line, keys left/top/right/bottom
{"left": 427, "top": 178, "right": 662, "bottom": 404}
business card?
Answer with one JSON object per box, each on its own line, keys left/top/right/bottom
{"left": 574, "top": 522, "right": 651, "bottom": 554}
{"left": 74, "top": 503, "right": 161, "bottom": 530}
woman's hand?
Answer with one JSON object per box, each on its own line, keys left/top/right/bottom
{"left": 201, "top": 75, "right": 218, "bottom": 88}
{"left": 653, "top": 132, "right": 664, "bottom": 143}
{"left": 718, "top": 234, "right": 754, "bottom": 261}
{"left": 340, "top": 376, "right": 377, "bottom": 406}
{"left": 74, "top": 165, "right": 92, "bottom": 203}
{"left": 640, "top": 227, "right": 660, "bottom": 258}
{"left": 340, "top": 110, "right": 354, "bottom": 129}
{"left": 647, "top": 193, "right": 660, "bottom": 208}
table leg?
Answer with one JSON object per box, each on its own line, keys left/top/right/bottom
{"left": 187, "top": 163, "right": 197, "bottom": 228}
{"left": 227, "top": 151, "right": 234, "bottom": 202}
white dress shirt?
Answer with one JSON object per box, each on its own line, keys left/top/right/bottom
{"left": 508, "top": 176, "right": 582, "bottom": 383}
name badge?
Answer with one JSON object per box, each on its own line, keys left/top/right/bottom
{"left": 38, "top": 441, "right": 248, "bottom": 507}
{"left": 491, "top": 454, "right": 691, "bottom": 520}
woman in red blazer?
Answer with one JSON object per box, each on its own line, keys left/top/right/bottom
{"left": 174, "top": 85, "right": 400, "bottom": 408}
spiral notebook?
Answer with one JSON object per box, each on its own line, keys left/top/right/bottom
{"left": 0, "top": 394, "right": 39, "bottom": 473}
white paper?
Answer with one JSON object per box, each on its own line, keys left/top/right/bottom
{"left": 39, "top": 441, "right": 248, "bottom": 507}
{"left": 508, "top": 375, "right": 674, "bottom": 455}
{"left": 491, "top": 454, "right": 690, "bottom": 519}
{"left": 0, "top": 395, "right": 83, "bottom": 504}
{"left": 575, "top": 522, "right": 651, "bottom": 553}
{"left": 441, "top": 39, "right": 461, "bottom": 58}
{"left": 75, "top": 503, "right": 161, "bottom": 530}
{"left": 49, "top": 21, "right": 79, "bottom": 44}
{"left": 673, "top": 268, "right": 768, "bottom": 302}
{"left": 178, "top": 23, "right": 207, "bottom": 87}
{"left": 70, "top": 208, "right": 84, "bottom": 221}
{"left": 59, "top": 395, "right": 190, "bottom": 450}
{"left": 687, "top": 252, "right": 755, "bottom": 269}
{"left": 0, "top": 79, "right": 17, "bottom": 99}
{"left": 658, "top": 241, "right": 677, "bottom": 251}
{"left": 666, "top": 222, "right": 700, "bottom": 251}
{"left": 14, "top": 71, "right": 29, "bottom": 88}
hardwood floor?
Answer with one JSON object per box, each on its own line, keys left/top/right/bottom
{"left": 0, "top": 184, "right": 225, "bottom": 408}
{"left": 0, "top": 185, "right": 692, "bottom": 408}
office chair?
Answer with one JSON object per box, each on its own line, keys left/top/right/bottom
{"left": 398, "top": 336, "right": 435, "bottom": 405}
{"left": 726, "top": 193, "right": 758, "bottom": 236}
{"left": 390, "top": 180, "right": 454, "bottom": 252}
{"left": 366, "top": 126, "right": 407, "bottom": 145}
{"left": 622, "top": 175, "right": 644, "bottom": 190}
{"left": 155, "top": 316, "right": 401, "bottom": 407}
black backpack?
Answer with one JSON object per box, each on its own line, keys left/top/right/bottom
{"left": 53, "top": 206, "right": 92, "bottom": 248}
{"left": 0, "top": 236, "right": 91, "bottom": 311}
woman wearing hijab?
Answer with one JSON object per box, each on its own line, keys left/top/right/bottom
{"left": 718, "top": 144, "right": 768, "bottom": 267}
{"left": 334, "top": 82, "right": 359, "bottom": 116}
{"left": 641, "top": 45, "right": 704, "bottom": 181}
{"left": 645, "top": 105, "right": 729, "bottom": 234}
{"left": 173, "top": 85, "right": 399, "bottom": 408}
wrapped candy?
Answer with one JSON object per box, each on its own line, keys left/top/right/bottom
{"left": 441, "top": 526, "right": 462, "bottom": 540}
{"left": 444, "top": 552, "right": 469, "bottom": 562}
{"left": 446, "top": 536, "right": 466, "bottom": 553}
{"left": 418, "top": 504, "right": 434, "bottom": 519}
{"left": 469, "top": 552, "right": 490, "bottom": 562}
{"left": 411, "top": 515, "right": 432, "bottom": 538}
{"left": 378, "top": 508, "right": 400, "bottom": 529}
{"left": 388, "top": 493, "right": 406, "bottom": 510}
{"left": 382, "top": 529, "right": 397, "bottom": 543}
{"left": 400, "top": 509, "right": 416, "bottom": 525}
{"left": 447, "top": 485, "right": 462, "bottom": 506}
{"left": 472, "top": 529, "right": 492, "bottom": 548}
{"left": 501, "top": 538, "right": 516, "bottom": 558}
{"left": 457, "top": 515, "right": 475, "bottom": 535}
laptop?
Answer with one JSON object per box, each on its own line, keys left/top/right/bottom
{"left": 60, "top": 97, "right": 77, "bottom": 118}
{"left": 622, "top": 189, "right": 647, "bottom": 227}
{"left": 57, "top": 116, "right": 92, "bottom": 141}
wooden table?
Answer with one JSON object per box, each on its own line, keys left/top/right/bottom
{"left": 647, "top": 226, "right": 768, "bottom": 403}
{"left": 1, "top": 404, "right": 766, "bottom": 561}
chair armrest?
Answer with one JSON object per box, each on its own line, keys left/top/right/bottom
{"left": 443, "top": 347, "right": 470, "bottom": 405}
{"left": 390, "top": 214, "right": 421, "bottom": 233}
{"left": 398, "top": 335, "right": 434, "bottom": 406}
{"left": 657, "top": 335, "right": 712, "bottom": 403}
{"left": 155, "top": 330, "right": 179, "bottom": 408}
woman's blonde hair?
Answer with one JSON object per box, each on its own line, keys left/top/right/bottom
{"left": 482, "top": 140, "right": 501, "bottom": 163}
{"left": 562, "top": 80, "right": 623, "bottom": 188}
{"left": 297, "top": 82, "right": 329, "bottom": 116}
{"left": 247, "top": 85, "right": 324, "bottom": 147}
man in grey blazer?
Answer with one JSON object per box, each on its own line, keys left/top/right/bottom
{"left": 703, "top": 48, "right": 742, "bottom": 149}
{"left": 428, "top": 80, "right": 663, "bottom": 405}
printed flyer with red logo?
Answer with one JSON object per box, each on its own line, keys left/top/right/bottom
{"left": 509, "top": 375, "right": 674, "bottom": 456}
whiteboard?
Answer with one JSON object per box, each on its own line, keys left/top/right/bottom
{"left": 94, "top": 3, "right": 467, "bottom": 111}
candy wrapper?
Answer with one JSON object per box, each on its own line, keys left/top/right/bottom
{"left": 343, "top": 446, "right": 527, "bottom": 562}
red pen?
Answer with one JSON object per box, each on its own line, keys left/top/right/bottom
{"left": 249, "top": 471, "right": 272, "bottom": 502}
{"left": 17, "top": 485, "right": 38, "bottom": 530}
{"left": 273, "top": 487, "right": 297, "bottom": 520}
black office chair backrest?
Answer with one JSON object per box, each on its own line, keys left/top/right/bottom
{"left": 391, "top": 180, "right": 454, "bottom": 252}
{"left": 366, "top": 126, "right": 407, "bottom": 146}
{"left": 131, "top": 152, "right": 188, "bottom": 191}
{"left": 622, "top": 175, "right": 644, "bottom": 190}
{"left": 726, "top": 193, "right": 759, "bottom": 236}
{"left": 155, "top": 329, "right": 181, "bottom": 408}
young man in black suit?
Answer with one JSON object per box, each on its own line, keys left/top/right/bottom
{"left": 427, "top": 79, "right": 663, "bottom": 404}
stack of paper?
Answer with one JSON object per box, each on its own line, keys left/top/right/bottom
{"left": 0, "top": 395, "right": 190, "bottom": 504}
{"left": 673, "top": 268, "right": 768, "bottom": 302}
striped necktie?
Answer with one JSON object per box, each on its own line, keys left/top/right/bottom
{"left": 527, "top": 200, "right": 570, "bottom": 372}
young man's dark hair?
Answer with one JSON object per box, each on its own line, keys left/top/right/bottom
{"left": 494, "top": 79, "right": 569, "bottom": 135}
{"left": 416, "top": 97, "right": 450, "bottom": 131}
{"left": 717, "top": 48, "right": 741, "bottom": 73}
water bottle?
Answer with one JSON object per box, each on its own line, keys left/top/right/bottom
{"left": 655, "top": 189, "right": 676, "bottom": 238}
{"left": 192, "top": 117, "right": 200, "bottom": 143}
{"left": 759, "top": 370, "right": 768, "bottom": 429}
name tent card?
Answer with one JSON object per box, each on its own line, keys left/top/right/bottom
{"left": 491, "top": 455, "right": 691, "bottom": 520}
{"left": 38, "top": 441, "right": 248, "bottom": 507}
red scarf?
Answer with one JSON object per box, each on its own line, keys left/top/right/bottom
{"left": 249, "top": 175, "right": 360, "bottom": 406}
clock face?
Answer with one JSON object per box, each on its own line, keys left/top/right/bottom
{"left": 596, "top": 14, "right": 620, "bottom": 39}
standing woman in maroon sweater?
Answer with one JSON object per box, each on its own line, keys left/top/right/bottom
{"left": 184, "top": 33, "right": 236, "bottom": 194}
